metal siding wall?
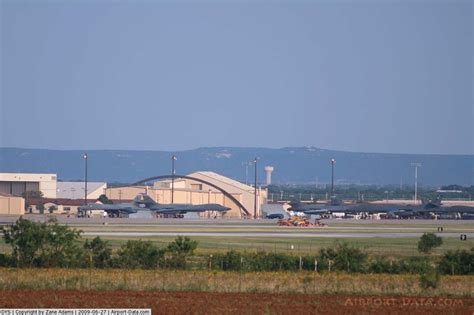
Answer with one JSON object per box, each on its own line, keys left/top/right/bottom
{"left": 0, "top": 182, "right": 10, "bottom": 195}
{"left": 26, "top": 182, "right": 39, "bottom": 192}
{"left": 11, "top": 182, "right": 25, "bottom": 196}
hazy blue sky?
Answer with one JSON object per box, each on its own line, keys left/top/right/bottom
{"left": 1, "top": 0, "right": 472, "bottom": 154}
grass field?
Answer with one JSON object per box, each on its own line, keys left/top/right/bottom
{"left": 0, "top": 268, "right": 472, "bottom": 297}
{"left": 1, "top": 218, "right": 473, "bottom": 256}
{"left": 81, "top": 235, "right": 473, "bottom": 257}
{"left": 79, "top": 219, "right": 474, "bottom": 256}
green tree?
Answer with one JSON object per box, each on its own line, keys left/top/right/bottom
{"left": 116, "top": 240, "right": 163, "bottom": 269}
{"left": 2, "top": 217, "right": 43, "bottom": 267}
{"left": 166, "top": 236, "right": 198, "bottom": 269}
{"left": 22, "top": 191, "right": 44, "bottom": 198}
{"left": 437, "top": 248, "right": 474, "bottom": 275}
{"left": 98, "top": 194, "right": 113, "bottom": 204}
{"left": 84, "top": 237, "right": 112, "bottom": 268}
{"left": 1, "top": 217, "right": 82, "bottom": 267}
{"left": 319, "top": 243, "right": 368, "bottom": 272}
{"left": 48, "top": 205, "right": 58, "bottom": 214}
{"left": 418, "top": 233, "right": 443, "bottom": 254}
{"left": 419, "top": 268, "right": 440, "bottom": 290}
{"left": 36, "top": 218, "right": 83, "bottom": 267}
{"left": 36, "top": 203, "right": 45, "bottom": 214}
{"left": 0, "top": 253, "right": 12, "bottom": 267}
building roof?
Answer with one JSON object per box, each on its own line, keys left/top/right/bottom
{"left": 188, "top": 171, "right": 254, "bottom": 192}
{"left": 57, "top": 181, "right": 106, "bottom": 199}
{"left": 27, "top": 198, "right": 87, "bottom": 206}
{"left": 0, "top": 173, "right": 57, "bottom": 181}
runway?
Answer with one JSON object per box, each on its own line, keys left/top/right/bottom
{"left": 83, "top": 231, "right": 471, "bottom": 238}
{"left": 1, "top": 215, "right": 473, "bottom": 240}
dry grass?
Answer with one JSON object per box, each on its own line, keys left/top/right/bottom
{"left": 0, "top": 268, "right": 472, "bottom": 297}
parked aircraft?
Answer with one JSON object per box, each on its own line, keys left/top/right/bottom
{"left": 78, "top": 193, "right": 231, "bottom": 218}
{"left": 287, "top": 198, "right": 474, "bottom": 219}
{"left": 287, "top": 198, "right": 349, "bottom": 215}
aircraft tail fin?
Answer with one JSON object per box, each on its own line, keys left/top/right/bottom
{"left": 133, "top": 193, "right": 156, "bottom": 207}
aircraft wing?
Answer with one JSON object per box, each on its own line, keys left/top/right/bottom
{"left": 150, "top": 203, "right": 230, "bottom": 214}
{"left": 346, "top": 204, "right": 420, "bottom": 214}
{"left": 78, "top": 203, "right": 137, "bottom": 214}
{"left": 288, "top": 205, "right": 324, "bottom": 212}
{"left": 433, "top": 206, "right": 474, "bottom": 214}
{"left": 302, "top": 208, "right": 332, "bottom": 215}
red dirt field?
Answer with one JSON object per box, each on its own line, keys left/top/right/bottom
{"left": 0, "top": 290, "right": 472, "bottom": 315}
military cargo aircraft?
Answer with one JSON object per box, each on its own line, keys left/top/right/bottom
{"left": 78, "top": 193, "right": 231, "bottom": 218}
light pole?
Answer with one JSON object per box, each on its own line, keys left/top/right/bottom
{"left": 83, "top": 153, "right": 88, "bottom": 206}
{"left": 171, "top": 155, "right": 177, "bottom": 203}
{"left": 411, "top": 162, "right": 422, "bottom": 203}
{"left": 242, "top": 162, "right": 252, "bottom": 185}
{"left": 330, "top": 159, "right": 336, "bottom": 196}
{"left": 253, "top": 157, "right": 258, "bottom": 219}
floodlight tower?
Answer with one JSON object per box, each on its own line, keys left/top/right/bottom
{"left": 83, "top": 153, "right": 88, "bottom": 206}
{"left": 171, "top": 155, "right": 177, "bottom": 203}
{"left": 330, "top": 159, "right": 336, "bottom": 196}
{"left": 411, "top": 162, "right": 422, "bottom": 203}
{"left": 253, "top": 157, "right": 259, "bottom": 219}
{"left": 264, "top": 166, "right": 274, "bottom": 186}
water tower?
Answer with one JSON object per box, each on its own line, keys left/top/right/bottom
{"left": 264, "top": 166, "right": 274, "bottom": 185}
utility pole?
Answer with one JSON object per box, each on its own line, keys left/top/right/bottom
{"left": 83, "top": 153, "right": 88, "bottom": 206}
{"left": 253, "top": 157, "right": 258, "bottom": 219}
{"left": 411, "top": 163, "right": 422, "bottom": 203}
{"left": 171, "top": 155, "right": 177, "bottom": 203}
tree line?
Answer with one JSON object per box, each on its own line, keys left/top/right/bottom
{"left": 268, "top": 184, "right": 474, "bottom": 201}
{"left": 0, "top": 217, "right": 197, "bottom": 269}
{"left": 0, "top": 218, "right": 472, "bottom": 287}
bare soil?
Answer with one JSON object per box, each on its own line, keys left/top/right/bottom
{"left": 0, "top": 290, "right": 472, "bottom": 315}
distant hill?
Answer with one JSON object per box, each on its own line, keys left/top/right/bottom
{"left": 0, "top": 147, "right": 472, "bottom": 186}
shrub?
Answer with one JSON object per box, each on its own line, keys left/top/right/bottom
{"left": 319, "top": 243, "right": 368, "bottom": 273}
{"left": 165, "top": 236, "right": 198, "bottom": 269}
{"left": 36, "top": 204, "right": 45, "bottom": 214}
{"left": 39, "top": 219, "right": 84, "bottom": 267}
{"left": 419, "top": 269, "right": 440, "bottom": 289}
{"left": 437, "top": 248, "right": 474, "bottom": 275}
{"left": 248, "top": 252, "right": 300, "bottom": 272}
{"left": 398, "top": 257, "right": 432, "bottom": 274}
{"left": 2, "top": 217, "right": 83, "bottom": 267}
{"left": 368, "top": 257, "right": 399, "bottom": 274}
{"left": 48, "top": 205, "right": 57, "bottom": 214}
{"left": 116, "top": 240, "right": 164, "bottom": 269}
{"left": 418, "top": 233, "right": 442, "bottom": 253}
{"left": 84, "top": 237, "right": 113, "bottom": 268}
{"left": 209, "top": 251, "right": 302, "bottom": 272}
{"left": 0, "top": 253, "right": 12, "bottom": 267}
{"left": 219, "top": 250, "right": 243, "bottom": 271}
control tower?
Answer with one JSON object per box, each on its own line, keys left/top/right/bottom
{"left": 264, "top": 166, "right": 274, "bottom": 185}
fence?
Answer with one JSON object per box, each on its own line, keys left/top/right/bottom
{"left": 0, "top": 268, "right": 472, "bottom": 297}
